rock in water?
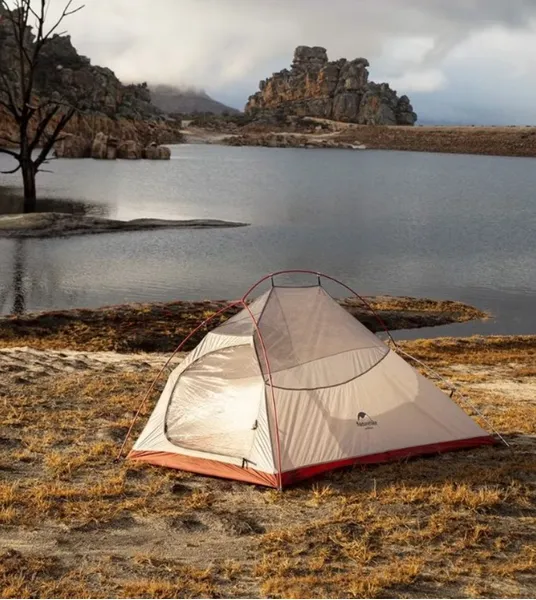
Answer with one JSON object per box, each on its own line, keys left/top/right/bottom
{"left": 53, "top": 134, "right": 90, "bottom": 158}
{"left": 245, "top": 46, "right": 417, "bottom": 125}
{"left": 117, "top": 140, "right": 143, "bottom": 160}
{"left": 143, "top": 143, "right": 171, "bottom": 160}
{"left": 91, "top": 132, "right": 118, "bottom": 160}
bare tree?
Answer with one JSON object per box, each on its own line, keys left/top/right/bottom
{"left": 0, "top": 0, "right": 83, "bottom": 213}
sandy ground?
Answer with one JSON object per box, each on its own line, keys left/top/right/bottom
{"left": 0, "top": 335, "right": 535, "bottom": 598}
{"left": 180, "top": 127, "right": 234, "bottom": 144}
{"left": 0, "top": 346, "right": 183, "bottom": 384}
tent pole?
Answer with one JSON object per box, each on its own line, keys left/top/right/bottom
{"left": 241, "top": 269, "right": 397, "bottom": 347}
{"left": 242, "top": 299, "right": 283, "bottom": 491}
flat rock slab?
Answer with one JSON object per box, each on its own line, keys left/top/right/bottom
{"left": 0, "top": 212, "right": 248, "bottom": 238}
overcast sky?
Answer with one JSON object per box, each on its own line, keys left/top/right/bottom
{"left": 44, "top": 0, "right": 536, "bottom": 124}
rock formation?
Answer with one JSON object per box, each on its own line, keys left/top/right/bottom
{"left": 53, "top": 134, "right": 89, "bottom": 159}
{"left": 143, "top": 142, "right": 171, "bottom": 160}
{"left": 91, "top": 133, "right": 118, "bottom": 160}
{"left": 117, "top": 140, "right": 143, "bottom": 160}
{"left": 0, "top": 5, "right": 182, "bottom": 153}
{"left": 32, "top": 35, "right": 161, "bottom": 121}
{"left": 54, "top": 131, "right": 170, "bottom": 160}
{"left": 245, "top": 46, "right": 417, "bottom": 126}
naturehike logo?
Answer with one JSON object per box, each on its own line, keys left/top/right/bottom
{"left": 356, "top": 411, "right": 378, "bottom": 428}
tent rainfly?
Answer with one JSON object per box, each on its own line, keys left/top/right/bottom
{"left": 127, "top": 271, "right": 495, "bottom": 489}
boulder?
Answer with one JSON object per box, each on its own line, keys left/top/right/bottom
{"left": 106, "top": 137, "right": 118, "bottom": 160}
{"left": 53, "top": 134, "right": 90, "bottom": 158}
{"left": 91, "top": 132, "right": 118, "bottom": 159}
{"left": 143, "top": 143, "right": 171, "bottom": 160}
{"left": 91, "top": 132, "right": 107, "bottom": 159}
{"left": 245, "top": 46, "right": 417, "bottom": 126}
{"left": 117, "top": 140, "right": 143, "bottom": 159}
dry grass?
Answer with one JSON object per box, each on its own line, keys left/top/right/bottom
{"left": 335, "top": 124, "right": 536, "bottom": 157}
{"left": 0, "top": 549, "right": 218, "bottom": 599}
{"left": 0, "top": 335, "right": 534, "bottom": 597}
{"left": 399, "top": 335, "right": 536, "bottom": 367}
{"left": 0, "top": 296, "right": 486, "bottom": 353}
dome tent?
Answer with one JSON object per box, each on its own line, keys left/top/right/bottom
{"left": 126, "top": 271, "right": 495, "bottom": 489}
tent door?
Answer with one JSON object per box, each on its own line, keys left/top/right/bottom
{"left": 164, "top": 344, "right": 264, "bottom": 460}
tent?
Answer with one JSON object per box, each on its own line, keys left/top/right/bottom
{"left": 128, "top": 271, "right": 495, "bottom": 488}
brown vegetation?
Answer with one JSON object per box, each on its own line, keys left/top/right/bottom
{"left": 339, "top": 125, "right": 536, "bottom": 158}
{"left": 203, "top": 119, "right": 536, "bottom": 158}
{"left": 0, "top": 334, "right": 534, "bottom": 598}
{"left": 0, "top": 295, "right": 486, "bottom": 353}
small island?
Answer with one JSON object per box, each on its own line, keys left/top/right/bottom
{"left": 0, "top": 213, "right": 248, "bottom": 238}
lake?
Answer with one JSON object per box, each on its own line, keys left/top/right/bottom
{"left": 0, "top": 144, "right": 535, "bottom": 338}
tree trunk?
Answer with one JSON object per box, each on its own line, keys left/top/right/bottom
{"left": 21, "top": 160, "right": 37, "bottom": 213}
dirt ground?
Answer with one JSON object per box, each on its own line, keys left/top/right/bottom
{"left": 336, "top": 124, "right": 536, "bottom": 157}
{"left": 186, "top": 120, "right": 536, "bottom": 158}
{"left": 0, "top": 333, "right": 535, "bottom": 598}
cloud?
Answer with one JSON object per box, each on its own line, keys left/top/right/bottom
{"left": 388, "top": 69, "right": 447, "bottom": 94}
{"left": 41, "top": 0, "right": 536, "bottom": 122}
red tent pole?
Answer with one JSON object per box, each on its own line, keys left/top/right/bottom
{"left": 241, "top": 299, "right": 284, "bottom": 491}
{"left": 241, "top": 269, "right": 398, "bottom": 347}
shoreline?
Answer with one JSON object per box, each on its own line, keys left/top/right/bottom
{"left": 0, "top": 212, "right": 248, "bottom": 238}
{"left": 0, "top": 295, "right": 488, "bottom": 353}
{"left": 182, "top": 122, "right": 536, "bottom": 158}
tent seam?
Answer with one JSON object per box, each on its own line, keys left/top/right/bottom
{"left": 243, "top": 293, "right": 283, "bottom": 489}
{"left": 268, "top": 347, "right": 391, "bottom": 391}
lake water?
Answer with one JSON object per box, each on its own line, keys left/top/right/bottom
{"left": 0, "top": 144, "right": 535, "bottom": 338}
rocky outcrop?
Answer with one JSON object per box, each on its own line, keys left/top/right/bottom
{"left": 117, "top": 140, "right": 143, "bottom": 160}
{"left": 0, "top": 5, "right": 160, "bottom": 122}
{"left": 53, "top": 134, "right": 89, "bottom": 158}
{"left": 0, "top": 5, "right": 182, "bottom": 151}
{"left": 245, "top": 46, "right": 417, "bottom": 126}
{"left": 53, "top": 130, "right": 170, "bottom": 160}
{"left": 33, "top": 35, "right": 162, "bottom": 121}
{"left": 143, "top": 142, "right": 171, "bottom": 160}
{"left": 91, "top": 133, "right": 117, "bottom": 159}
{"left": 223, "top": 132, "right": 365, "bottom": 150}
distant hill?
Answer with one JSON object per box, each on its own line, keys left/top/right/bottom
{"left": 150, "top": 85, "right": 240, "bottom": 116}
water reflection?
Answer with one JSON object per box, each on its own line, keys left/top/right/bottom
{"left": 0, "top": 186, "right": 108, "bottom": 216}
{"left": 0, "top": 237, "right": 82, "bottom": 314}
{"left": 11, "top": 239, "right": 25, "bottom": 314}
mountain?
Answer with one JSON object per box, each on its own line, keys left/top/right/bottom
{"left": 150, "top": 85, "right": 240, "bottom": 116}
